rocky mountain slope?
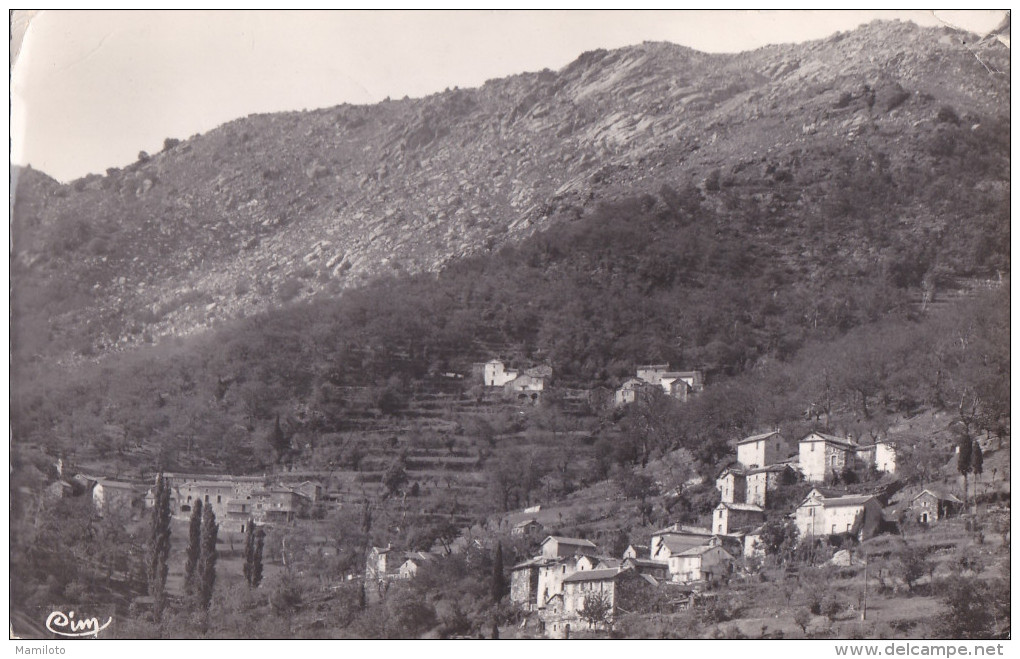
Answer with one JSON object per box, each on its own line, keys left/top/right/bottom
{"left": 11, "top": 20, "right": 1009, "bottom": 363}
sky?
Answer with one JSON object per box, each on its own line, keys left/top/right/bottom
{"left": 9, "top": 9, "right": 1009, "bottom": 182}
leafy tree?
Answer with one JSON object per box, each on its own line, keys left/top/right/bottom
{"left": 793, "top": 608, "right": 812, "bottom": 634}
{"left": 197, "top": 505, "right": 219, "bottom": 609}
{"left": 896, "top": 544, "right": 933, "bottom": 592}
{"left": 580, "top": 591, "right": 613, "bottom": 629}
{"left": 147, "top": 473, "right": 172, "bottom": 622}
{"left": 937, "top": 576, "right": 1009, "bottom": 639}
{"left": 184, "top": 499, "right": 203, "bottom": 595}
{"left": 267, "top": 414, "right": 290, "bottom": 464}
{"left": 755, "top": 519, "right": 799, "bottom": 563}
{"left": 382, "top": 459, "right": 409, "bottom": 497}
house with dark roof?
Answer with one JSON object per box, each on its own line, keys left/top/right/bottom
{"left": 546, "top": 567, "right": 658, "bottom": 637}
{"left": 794, "top": 488, "right": 884, "bottom": 539}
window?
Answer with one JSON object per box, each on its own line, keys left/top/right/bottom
{"left": 831, "top": 525, "right": 836, "bottom": 533}
{"left": 811, "top": 443, "right": 815, "bottom": 452}
{"left": 217, "top": 495, "right": 222, "bottom": 503}
{"left": 205, "top": 495, "right": 209, "bottom": 502}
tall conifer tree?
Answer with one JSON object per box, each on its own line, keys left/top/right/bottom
{"left": 147, "top": 473, "right": 172, "bottom": 622}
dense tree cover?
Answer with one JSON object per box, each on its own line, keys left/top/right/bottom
{"left": 10, "top": 169, "right": 1008, "bottom": 479}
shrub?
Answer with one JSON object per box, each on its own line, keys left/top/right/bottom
{"left": 278, "top": 278, "right": 302, "bottom": 302}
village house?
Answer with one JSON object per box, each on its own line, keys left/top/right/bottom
{"left": 366, "top": 545, "right": 397, "bottom": 581}
{"left": 614, "top": 378, "right": 658, "bottom": 406}
{"left": 798, "top": 431, "right": 859, "bottom": 482}
{"left": 745, "top": 464, "right": 795, "bottom": 507}
{"left": 536, "top": 557, "right": 579, "bottom": 608}
{"left": 550, "top": 567, "right": 658, "bottom": 636}
{"left": 511, "top": 518, "right": 544, "bottom": 538}
{"left": 650, "top": 524, "right": 715, "bottom": 561}
{"left": 631, "top": 365, "right": 705, "bottom": 402}
{"left": 397, "top": 552, "right": 437, "bottom": 579}
{"left": 794, "top": 488, "right": 884, "bottom": 539}
{"left": 540, "top": 535, "right": 597, "bottom": 559}
{"left": 505, "top": 373, "right": 547, "bottom": 401}
{"left": 909, "top": 489, "right": 963, "bottom": 524}
{"left": 667, "top": 544, "right": 734, "bottom": 584}
{"left": 483, "top": 359, "right": 519, "bottom": 387}
{"left": 622, "top": 544, "right": 650, "bottom": 560}
{"left": 510, "top": 557, "right": 547, "bottom": 609}
{"left": 875, "top": 441, "right": 897, "bottom": 474}
{"left": 93, "top": 479, "right": 142, "bottom": 515}
{"left": 713, "top": 501, "right": 766, "bottom": 535}
{"left": 716, "top": 467, "right": 747, "bottom": 504}
{"left": 621, "top": 556, "right": 669, "bottom": 580}
{"left": 736, "top": 430, "right": 792, "bottom": 469}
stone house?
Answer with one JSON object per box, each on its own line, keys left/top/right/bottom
{"left": 737, "top": 430, "right": 791, "bottom": 469}
{"left": 536, "top": 557, "right": 579, "bottom": 608}
{"left": 636, "top": 364, "right": 670, "bottom": 384}
{"left": 713, "top": 502, "right": 766, "bottom": 535}
{"left": 505, "top": 374, "right": 547, "bottom": 401}
{"left": 716, "top": 467, "right": 747, "bottom": 504}
{"left": 621, "top": 557, "right": 669, "bottom": 580}
{"left": 540, "top": 536, "right": 597, "bottom": 559}
{"left": 510, "top": 557, "right": 547, "bottom": 609}
{"left": 910, "top": 489, "right": 962, "bottom": 524}
{"left": 798, "top": 432, "right": 859, "bottom": 482}
{"left": 745, "top": 464, "right": 795, "bottom": 506}
{"left": 511, "top": 518, "right": 544, "bottom": 538}
{"left": 667, "top": 544, "right": 734, "bottom": 584}
{"left": 555, "top": 568, "right": 658, "bottom": 634}
{"left": 794, "top": 489, "right": 884, "bottom": 540}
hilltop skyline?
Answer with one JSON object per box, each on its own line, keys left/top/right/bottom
{"left": 10, "top": 10, "right": 1007, "bottom": 182}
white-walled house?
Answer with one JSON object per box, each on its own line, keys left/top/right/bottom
{"left": 874, "top": 441, "right": 897, "bottom": 473}
{"left": 667, "top": 544, "right": 734, "bottom": 583}
{"left": 540, "top": 536, "right": 597, "bottom": 559}
{"left": 483, "top": 360, "right": 519, "bottom": 387}
{"left": 794, "top": 489, "right": 884, "bottom": 539}
{"left": 737, "top": 431, "right": 791, "bottom": 469}
{"left": 798, "top": 432, "right": 858, "bottom": 482}
{"left": 649, "top": 524, "right": 715, "bottom": 561}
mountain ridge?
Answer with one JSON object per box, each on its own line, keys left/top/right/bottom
{"left": 11, "top": 20, "right": 1009, "bottom": 365}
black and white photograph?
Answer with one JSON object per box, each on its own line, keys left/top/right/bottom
{"left": 8, "top": 9, "right": 1011, "bottom": 645}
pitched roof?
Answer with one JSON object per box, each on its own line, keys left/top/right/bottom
{"left": 562, "top": 568, "right": 621, "bottom": 583}
{"left": 653, "top": 524, "right": 714, "bottom": 537}
{"left": 513, "top": 518, "right": 541, "bottom": 529}
{"left": 800, "top": 431, "right": 854, "bottom": 449}
{"left": 597, "top": 557, "right": 623, "bottom": 568}
{"left": 746, "top": 464, "right": 792, "bottom": 475}
{"left": 96, "top": 479, "right": 141, "bottom": 490}
{"left": 912, "top": 489, "right": 963, "bottom": 504}
{"left": 805, "top": 494, "right": 877, "bottom": 508}
{"left": 737, "top": 430, "right": 782, "bottom": 445}
{"left": 623, "top": 557, "right": 668, "bottom": 568}
{"left": 716, "top": 502, "right": 765, "bottom": 513}
{"left": 658, "top": 536, "right": 704, "bottom": 553}
{"left": 676, "top": 545, "right": 726, "bottom": 557}
{"left": 542, "top": 536, "right": 597, "bottom": 548}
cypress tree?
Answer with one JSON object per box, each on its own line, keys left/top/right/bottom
{"left": 147, "top": 473, "right": 172, "bottom": 623}
{"left": 197, "top": 505, "right": 218, "bottom": 609}
{"left": 957, "top": 433, "right": 973, "bottom": 510}
{"left": 243, "top": 519, "right": 265, "bottom": 588}
{"left": 971, "top": 442, "right": 984, "bottom": 508}
{"left": 184, "top": 499, "right": 203, "bottom": 595}
{"left": 243, "top": 518, "right": 255, "bottom": 587}
{"left": 252, "top": 528, "right": 265, "bottom": 588}
{"left": 492, "top": 542, "right": 506, "bottom": 602}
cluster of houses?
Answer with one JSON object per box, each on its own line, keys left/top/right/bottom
{"left": 496, "top": 425, "right": 962, "bottom": 637}
{"left": 478, "top": 359, "right": 554, "bottom": 402}
{"left": 45, "top": 467, "right": 326, "bottom": 533}
{"left": 615, "top": 364, "right": 704, "bottom": 406}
